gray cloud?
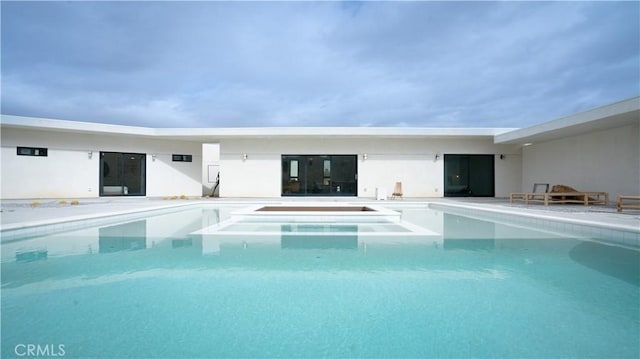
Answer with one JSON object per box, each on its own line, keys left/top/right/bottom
{"left": 2, "top": 1, "right": 638, "bottom": 128}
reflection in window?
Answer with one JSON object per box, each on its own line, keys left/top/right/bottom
{"left": 323, "top": 160, "right": 331, "bottom": 185}
{"left": 282, "top": 155, "right": 357, "bottom": 196}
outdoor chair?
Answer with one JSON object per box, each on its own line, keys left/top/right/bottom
{"left": 391, "top": 181, "right": 403, "bottom": 199}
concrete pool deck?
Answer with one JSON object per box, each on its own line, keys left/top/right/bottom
{"left": 1, "top": 197, "right": 639, "bottom": 233}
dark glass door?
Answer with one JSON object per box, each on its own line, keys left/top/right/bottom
{"left": 444, "top": 154, "right": 494, "bottom": 197}
{"left": 330, "top": 155, "right": 357, "bottom": 195}
{"left": 100, "top": 152, "right": 146, "bottom": 196}
{"left": 282, "top": 155, "right": 357, "bottom": 196}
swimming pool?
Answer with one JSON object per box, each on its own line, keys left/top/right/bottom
{"left": 1, "top": 204, "right": 639, "bottom": 358}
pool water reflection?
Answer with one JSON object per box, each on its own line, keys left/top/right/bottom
{"left": 1, "top": 205, "right": 638, "bottom": 358}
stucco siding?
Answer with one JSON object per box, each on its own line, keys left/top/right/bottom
{"left": 522, "top": 121, "right": 639, "bottom": 199}
{"left": 1, "top": 127, "right": 202, "bottom": 199}
{"left": 218, "top": 137, "right": 521, "bottom": 198}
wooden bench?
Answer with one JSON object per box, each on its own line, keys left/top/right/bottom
{"left": 509, "top": 192, "right": 546, "bottom": 204}
{"left": 617, "top": 196, "right": 640, "bottom": 212}
{"left": 510, "top": 191, "right": 609, "bottom": 206}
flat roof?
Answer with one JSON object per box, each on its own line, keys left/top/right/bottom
{"left": 2, "top": 96, "right": 638, "bottom": 143}
{"left": 0, "top": 115, "right": 514, "bottom": 141}
{"left": 494, "top": 97, "right": 640, "bottom": 145}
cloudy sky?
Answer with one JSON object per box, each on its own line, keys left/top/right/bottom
{"left": 2, "top": 1, "right": 638, "bottom": 128}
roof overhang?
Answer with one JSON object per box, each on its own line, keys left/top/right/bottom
{"left": 3, "top": 97, "right": 637, "bottom": 144}
{"left": 0, "top": 115, "right": 515, "bottom": 142}
{"left": 0, "top": 115, "right": 161, "bottom": 140}
{"left": 494, "top": 97, "right": 640, "bottom": 145}
{"left": 154, "top": 127, "right": 515, "bottom": 141}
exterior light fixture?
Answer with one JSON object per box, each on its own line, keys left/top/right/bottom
{"left": 499, "top": 154, "right": 505, "bottom": 160}
{"left": 242, "top": 153, "right": 248, "bottom": 161}
{"left": 435, "top": 153, "right": 440, "bottom": 161}
{"left": 88, "top": 151, "right": 93, "bottom": 159}
{"left": 151, "top": 154, "right": 157, "bottom": 161}
{"left": 363, "top": 153, "right": 368, "bottom": 161}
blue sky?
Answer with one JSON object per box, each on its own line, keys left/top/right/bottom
{"left": 2, "top": 1, "right": 638, "bottom": 128}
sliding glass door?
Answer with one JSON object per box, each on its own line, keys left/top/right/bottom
{"left": 444, "top": 154, "right": 494, "bottom": 197}
{"left": 282, "top": 155, "right": 357, "bottom": 196}
{"left": 100, "top": 152, "right": 146, "bottom": 196}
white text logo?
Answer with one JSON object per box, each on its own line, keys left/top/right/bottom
{"left": 14, "top": 344, "right": 66, "bottom": 357}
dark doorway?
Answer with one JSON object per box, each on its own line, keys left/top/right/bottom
{"left": 100, "top": 152, "right": 146, "bottom": 196}
{"left": 282, "top": 155, "right": 357, "bottom": 196}
{"left": 444, "top": 154, "right": 494, "bottom": 197}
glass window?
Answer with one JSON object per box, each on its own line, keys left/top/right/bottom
{"left": 172, "top": 154, "right": 192, "bottom": 162}
{"left": 444, "top": 154, "right": 494, "bottom": 197}
{"left": 100, "top": 152, "right": 146, "bottom": 196}
{"left": 282, "top": 155, "right": 357, "bottom": 196}
{"left": 17, "top": 147, "right": 48, "bottom": 156}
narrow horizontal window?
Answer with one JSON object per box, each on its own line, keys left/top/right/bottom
{"left": 172, "top": 154, "right": 192, "bottom": 162}
{"left": 17, "top": 147, "right": 48, "bottom": 157}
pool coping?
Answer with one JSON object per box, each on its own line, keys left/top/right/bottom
{"left": 1, "top": 199, "right": 638, "bottom": 246}
{"left": 428, "top": 201, "right": 640, "bottom": 249}
{"left": 0, "top": 201, "right": 207, "bottom": 243}
{"left": 230, "top": 203, "right": 401, "bottom": 222}
{"left": 428, "top": 201, "right": 640, "bottom": 233}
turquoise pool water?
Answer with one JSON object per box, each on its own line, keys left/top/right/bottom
{"left": 1, "top": 205, "right": 639, "bottom": 358}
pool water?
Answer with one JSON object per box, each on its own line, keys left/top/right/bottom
{"left": 1, "top": 205, "right": 639, "bottom": 358}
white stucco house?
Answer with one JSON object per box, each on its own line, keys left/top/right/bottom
{"left": 1, "top": 97, "right": 638, "bottom": 200}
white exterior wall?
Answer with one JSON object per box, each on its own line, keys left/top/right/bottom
{"left": 219, "top": 137, "right": 521, "bottom": 198}
{"left": 1, "top": 128, "right": 202, "bottom": 199}
{"left": 522, "top": 121, "right": 640, "bottom": 199}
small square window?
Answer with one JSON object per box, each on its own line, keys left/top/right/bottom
{"left": 172, "top": 154, "right": 192, "bottom": 162}
{"left": 17, "top": 147, "right": 48, "bottom": 157}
